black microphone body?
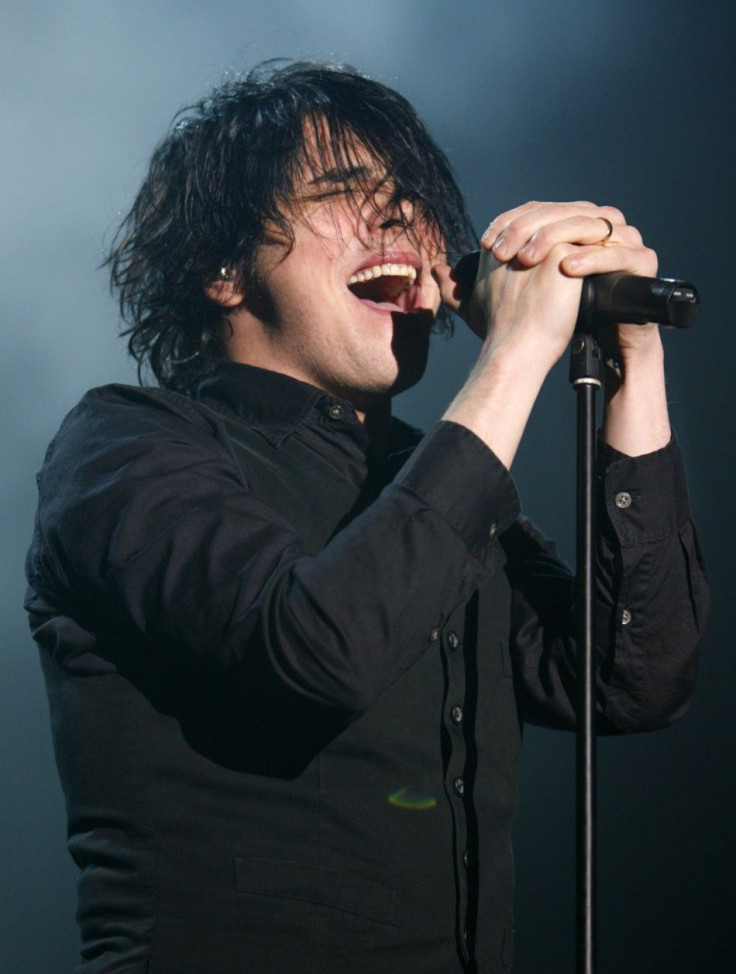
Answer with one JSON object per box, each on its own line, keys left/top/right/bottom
{"left": 452, "top": 251, "right": 700, "bottom": 332}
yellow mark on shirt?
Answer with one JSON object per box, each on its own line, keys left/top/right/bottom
{"left": 388, "top": 787, "right": 437, "bottom": 810}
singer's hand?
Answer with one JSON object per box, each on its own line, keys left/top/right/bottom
{"left": 436, "top": 201, "right": 668, "bottom": 367}
{"left": 488, "top": 200, "right": 665, "bottom": 357}
{"left": 482, "top": 200, "right": 651, "bottom": 276}
{"left": 438, "top": 201, "right": 671, "bottom": 465}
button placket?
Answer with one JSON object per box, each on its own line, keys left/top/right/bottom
{"left": 438, "top": 609, "right": 470, "bottom": 963}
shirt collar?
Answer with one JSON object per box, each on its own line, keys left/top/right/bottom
{"left": 191, "top": 362, "right": 366, "bottom": 447}
{"left": 191, "top": 362, "right": 424, "bottom": 472}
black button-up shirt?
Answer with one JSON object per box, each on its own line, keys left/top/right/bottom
{"left": 25, "top": 362, "right": 708, "bottom": 972}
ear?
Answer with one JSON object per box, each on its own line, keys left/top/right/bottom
{"left": 205, "top": 277, "right": 246, "bottom": 308}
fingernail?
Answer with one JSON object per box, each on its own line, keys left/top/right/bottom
{"left": 480, "top": 228, "right": 496, "bottom": 248}
{"left": 491, "top": 235, "right": 508, "bottom": 258}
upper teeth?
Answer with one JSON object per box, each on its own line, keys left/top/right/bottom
{"left": 348, "top": 263, "right": 417, "bottom": 285}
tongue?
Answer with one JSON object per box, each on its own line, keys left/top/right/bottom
{"left": 349, "top": 276, "right": 408, "bottom": 311}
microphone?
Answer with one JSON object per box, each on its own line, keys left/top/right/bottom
{"left": 452, "top": 251, "right": 700, "bottom": 332}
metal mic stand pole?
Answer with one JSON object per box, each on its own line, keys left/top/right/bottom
{"left": 569, "top": 332, "right": 603, "bottom": 974}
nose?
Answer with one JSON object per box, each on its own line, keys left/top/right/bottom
{"left": 379, "top": 195, "right": 415, "bottom": 232}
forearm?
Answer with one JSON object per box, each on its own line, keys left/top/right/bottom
{"left": 442, "top": 341, "right": 551, "bottom": 470}
{"left": 448, "top": 321, "right": 674, "bottom": 468}
{"left": 439, "top": 238, "right": 583, "bottom": 470}
{"left": 601, "top": 325, "right": 672, "bottom": 456}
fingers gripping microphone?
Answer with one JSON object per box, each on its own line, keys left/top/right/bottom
{"left": 452, "top": 252, "right": 700, "bottom": 332}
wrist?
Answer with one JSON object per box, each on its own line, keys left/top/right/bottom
{"left": 602, "top": 337, "right": 670, "bottom": 456}
{"left": 610, "top": 323, "right": 664, "bottom": 368}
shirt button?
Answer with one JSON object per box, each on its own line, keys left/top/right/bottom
{"left": 453, "top": 776, "right": 465, "bottom": 797}
{"left": 447, "top": 631, "right": 460, "bottom": 650}
{"left": 615, "top": 491, "right": 632, "bottom": 509}
{"left": 621, "top": 609, "right": 632, "bottom": 626}
{"left": 451, "top": 705, "right": 464, "bottom": 725}
{"left": 429, "top": 628, "right": 441, "bottom": 643}
{"left": 462, "top": 849, "right": 469, "bottom": 869}
{"left": 327, "top": 403, "right": 346, "bottom": 420}
{"left": 489, "top": 521, "right": 497, "bottom": 539}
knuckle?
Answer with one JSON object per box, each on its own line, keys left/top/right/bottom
{"left": 554, "top": 241, "right": 579, "bottom": 259}
{"left": 643, "top": 245, "right": 658, "bottom": 263}
{"left": 484, "top": 212, "right": 512, "bottom": 239}
{"left": 635, "top": 246, "right": 659, "bottom": 274}
{"left": 530, "top": 225, "right": 553, "bottom": 248}
{"left": 600, "top": 204, "right": 625, "bottom": 224}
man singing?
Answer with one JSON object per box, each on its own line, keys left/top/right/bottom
{"left": 25, "top": 61, "right": 708, "bottom": 972}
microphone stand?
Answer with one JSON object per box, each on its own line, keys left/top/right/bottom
{"left": 568, "top": 333, "right": 603, "bottom": 974}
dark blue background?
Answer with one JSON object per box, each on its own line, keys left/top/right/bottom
{"left": 2, "top": 2, "right": 733, "bottom": 970}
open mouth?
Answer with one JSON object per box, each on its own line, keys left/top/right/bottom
{"left": 347, "top": 262, "right": 418, "bottom": 313}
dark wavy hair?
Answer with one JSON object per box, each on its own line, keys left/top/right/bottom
{"left": 106, "top": 60, "right": 476, "bottom": 390}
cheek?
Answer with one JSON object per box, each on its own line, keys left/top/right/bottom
{"left": 265, "top": 264, "right": 330, "bottom": 324}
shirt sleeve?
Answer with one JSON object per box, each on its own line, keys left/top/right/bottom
{"left": 26, "top": 393, "right": 520, "bottom": 722}
{"left": 502, "top": 434, "right": 709, "bottom": 732}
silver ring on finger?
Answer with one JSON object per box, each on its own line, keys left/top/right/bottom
{"left": 595, "top": 217, "right": 614, "bottom": 246}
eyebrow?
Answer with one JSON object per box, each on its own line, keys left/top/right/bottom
{"left": 308, "top": 165, "right": 375, "bottom": 187}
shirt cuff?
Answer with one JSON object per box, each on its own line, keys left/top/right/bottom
{"left": 597, "top": 433, "right": 692, "bottom": 546}
{"left": 393, "top": 420, "right": 521, "bottom": 560}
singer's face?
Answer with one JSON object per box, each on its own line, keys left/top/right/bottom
{"left": 223, "top": 138, "right": 445, "bottom": 414}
